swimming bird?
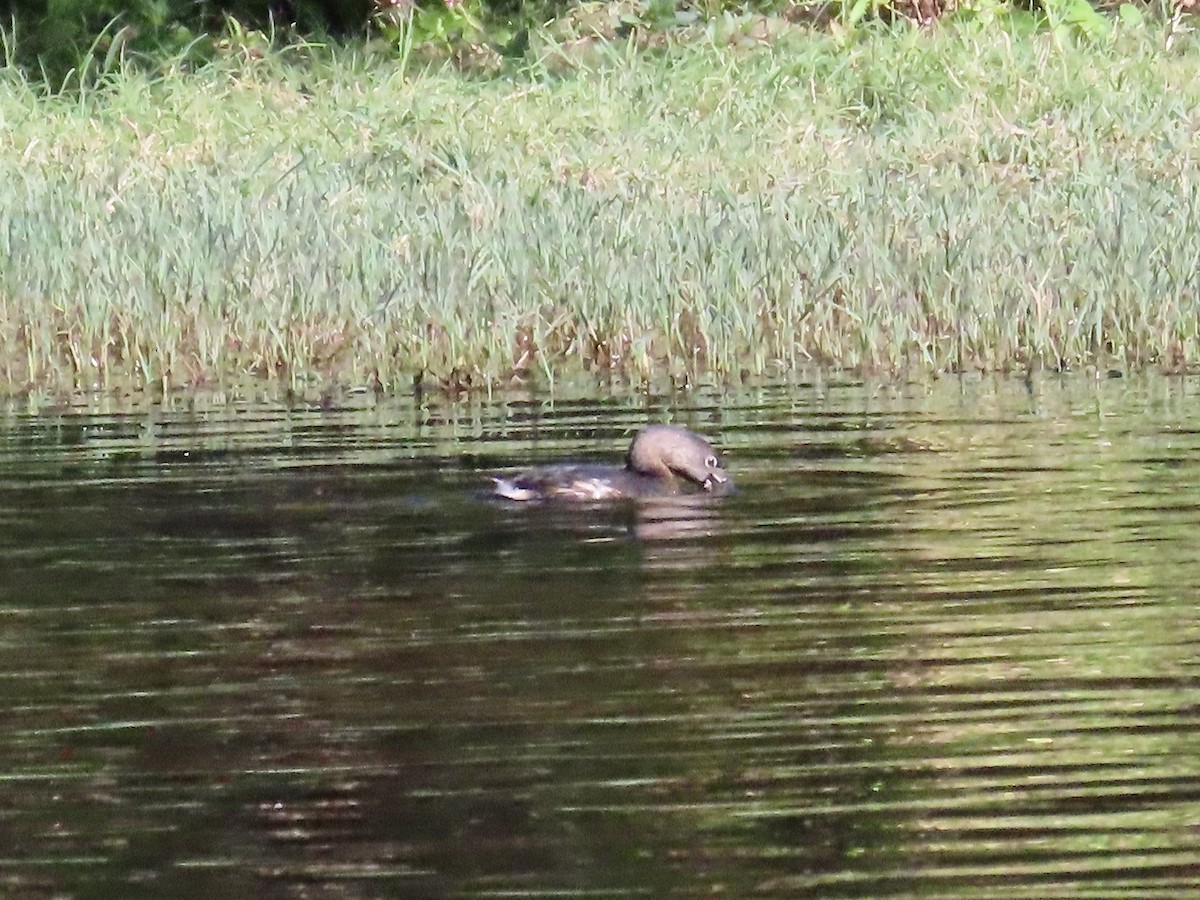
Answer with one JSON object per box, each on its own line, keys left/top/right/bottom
{"left": 492, "top": 425, "right": 730, "bottom": 502}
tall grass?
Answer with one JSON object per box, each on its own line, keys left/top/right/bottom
{"left": 3, "top": 18, "right": 1200, "bottom": 397}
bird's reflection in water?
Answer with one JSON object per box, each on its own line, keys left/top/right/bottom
{"left": 630, "top": 492, "right": 732, "bottom": 574}
{"left": 632, "top": 493, "right": 725, "bottom": 542}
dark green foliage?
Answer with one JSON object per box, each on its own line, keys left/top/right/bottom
{"left": 1, "top": 0, "right": 374, "bottom": 84}
{"left": 225, "top": 0, "right": 375, "bottom": 31}
{"left": 5, "top": 1, "right": 192, "bottom": 83}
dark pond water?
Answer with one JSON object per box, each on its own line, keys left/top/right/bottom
{"left": 1, "top": 375, "right": 1198, "bottom": 898}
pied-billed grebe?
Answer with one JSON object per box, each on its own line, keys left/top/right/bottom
{"left": 492, "top": 425, "right": 731, "bottom": 502}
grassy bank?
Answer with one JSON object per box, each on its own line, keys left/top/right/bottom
{"left": 3, "top": 17, "right": 1200, "bottom": 398}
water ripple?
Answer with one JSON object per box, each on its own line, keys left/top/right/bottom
{"left": 0, "top": 376, "right": 1197, "bottom": 897}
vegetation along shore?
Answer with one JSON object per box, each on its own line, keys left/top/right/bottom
{"left": 3, "top": 3, "right": 1200, "bottom": 398}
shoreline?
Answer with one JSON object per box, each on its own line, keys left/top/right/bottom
{"left": 3, "top": 20, "right": 1198, "bottom": 396}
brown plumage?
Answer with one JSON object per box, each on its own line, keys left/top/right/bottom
{"left": 492, "top": 425, "right": 730, "bottom": 502}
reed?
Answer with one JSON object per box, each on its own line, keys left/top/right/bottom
{"left": 3, "top": 18, "right": 1200, "bottom": 397}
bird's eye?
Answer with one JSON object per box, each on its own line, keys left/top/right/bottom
{"left": 705, "top": 455, "right": 719, "bottom": 469}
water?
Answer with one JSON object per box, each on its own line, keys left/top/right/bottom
{"left": 1, "top": 375, "right": 1198, "bottom": 898}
